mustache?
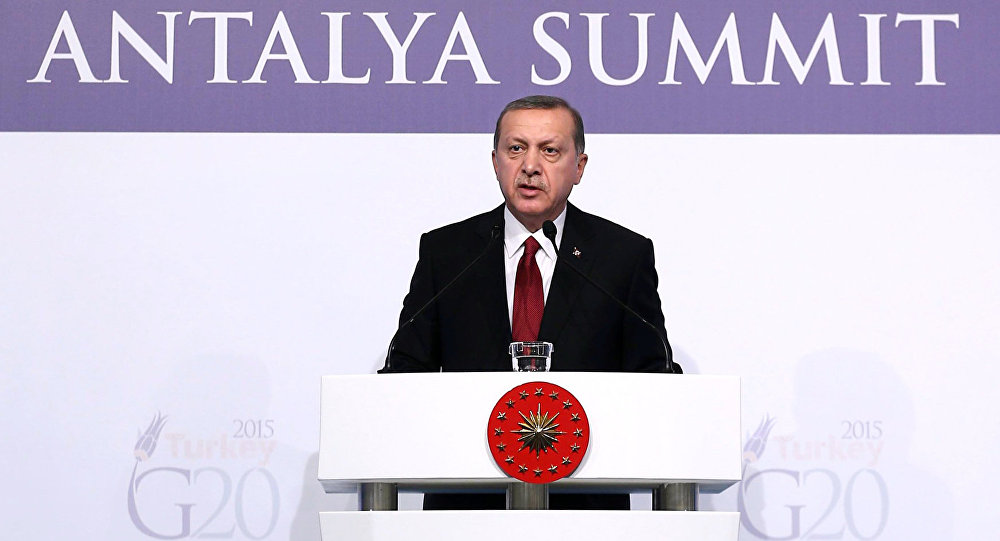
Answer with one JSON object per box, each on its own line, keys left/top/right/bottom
{"left": 516, "top": 175, "right": 546, "bottom": 189}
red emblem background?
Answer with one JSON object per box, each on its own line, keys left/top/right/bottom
{"left": 487, "top": 381, "right": 590, "bottom": 483}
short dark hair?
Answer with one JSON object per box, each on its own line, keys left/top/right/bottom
{"left": 493, "top": 95, "right": 585, "bottom": 155}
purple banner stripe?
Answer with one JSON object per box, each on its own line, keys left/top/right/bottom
{"left": 1, "top": 1, "right": 996, "bottom": 133}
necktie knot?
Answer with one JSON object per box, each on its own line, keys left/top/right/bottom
{"left": 523, "top": 236, "right": 541, "bottom": 258}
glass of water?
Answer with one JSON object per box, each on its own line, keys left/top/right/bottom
{"left": 509, "top": 341, "right": 553, "bottom": 372}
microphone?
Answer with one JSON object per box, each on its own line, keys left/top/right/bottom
{"left": 379, "top": 224, "right": 502, "bottom": 373}
{"left": 541, "top": 220, "right": 558, "bottom": 250}
{"left": 542, "top": 220, "right": 680, "bottom": 374}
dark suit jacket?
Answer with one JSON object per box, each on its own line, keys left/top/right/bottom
{"left": 386, "top": 203, "right": 674, "bottom": 374}
{"left": 383, "top": 203, "right": 677, "bottom": 509}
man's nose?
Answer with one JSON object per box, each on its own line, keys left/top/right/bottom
{"left": 521, "top": 150, "right": 541, "bottom": 176}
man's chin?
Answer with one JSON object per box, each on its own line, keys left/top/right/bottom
{"left": 507, "top": 203, "right": 556, "bottom": 230}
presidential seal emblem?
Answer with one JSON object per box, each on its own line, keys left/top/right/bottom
{"left": 487, "top": 381, "right": 590, "bottom": 483}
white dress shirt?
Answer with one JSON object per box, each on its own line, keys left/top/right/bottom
{"left": 503, "top": 205, "right": 566, "bottom": 327}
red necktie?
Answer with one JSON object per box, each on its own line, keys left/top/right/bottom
{"left": 512, "top": 237, "right": 544, "bottom": 342}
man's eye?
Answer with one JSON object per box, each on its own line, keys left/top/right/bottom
{"left": 509, "top": 145, "right": 524, "bottom": 152}
{"left": 543, "top": 147, "right": 558, "bottom": 154}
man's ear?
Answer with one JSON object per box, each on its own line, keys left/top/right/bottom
{"left": 492, "top": 150, "right": 499, "bottom": 179}
{"left": 575, "top": 153, "right": 588, "bottom": 185}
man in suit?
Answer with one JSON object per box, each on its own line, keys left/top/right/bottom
{"left": 382, "top": 95, "right": 678, "bottom": 509}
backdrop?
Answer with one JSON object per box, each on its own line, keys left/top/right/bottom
{"left": 2, "top": 2, "right": 998, "bottom": 540}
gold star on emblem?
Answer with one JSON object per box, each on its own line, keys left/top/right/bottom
{"left": 563, "top": 400, "right": 573, "bottom": 409}
{"left": 534, "top": 387, "right": 544, "bottom": 396}
{"left": 506, "top": 399, "right": 515, "bottom": 409}
{"left": 562, "top": 457, "right": 571, "bottom": 465}
{"left": 570, "top": 443, "right": 580, "bottom": 453}
{"left": 497, "top": 411, "right": 506, "bottom": 420}
{"left": 494, "top": 427, "right": 504, "bottom": 436}
{"left": 534, "top": 469, "right": 543, "bottom": 477}
{"left": 519, "top": 465, "right": 528, "bottom": 473}
{"left": 519, "top": 390, "right": 529, "bottom": 400}
{"left": 548, "top": 465, "right": 558, "bottom": 474}
{"left": 573, "top": 428, "right": 583, "bottom": 437}
{"left": 571, "top": 413, "right": 580, "bottom": 422}
{"left": 505, "top": 456, "right": 514, "bottom": 464}
{"left": 497, "top": 442, "right": 506, "bottom": 451}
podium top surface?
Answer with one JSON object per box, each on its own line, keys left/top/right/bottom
{"left": 318, "top": 372, "right": 741, "bottom": 493}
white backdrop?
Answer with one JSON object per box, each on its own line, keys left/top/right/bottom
{"left": 2, "top": 133, "right": 997, "bottom": 539}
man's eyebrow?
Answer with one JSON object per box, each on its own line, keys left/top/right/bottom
{"left": 504, "top": 134, "right": 561, "bottom": 147}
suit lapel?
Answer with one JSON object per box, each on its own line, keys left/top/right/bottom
{"left": 539, "top": 203, "right": 596, "bottom": 347}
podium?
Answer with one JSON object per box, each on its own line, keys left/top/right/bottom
{"left": 318, "top": 372, "right": 741, "bottom": 540}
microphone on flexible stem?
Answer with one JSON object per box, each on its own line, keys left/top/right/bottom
{"left": 542, "top": 220, "right": 680, "bottom": 374}
{"left": 379, "top": 224, "right": 502, "bottom": 373}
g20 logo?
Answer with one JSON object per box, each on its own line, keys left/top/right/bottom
{"left": 128, "top": 466, "right": 280, "bottom": 539}
{"left": 128, "top": 413, "right": 280, "bottom": 539}
{"left": 739, "top": 468, "right": 889, "bottom": 540}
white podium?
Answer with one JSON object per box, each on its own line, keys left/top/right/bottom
{"left": 318, "top": 372, "right": 741, "bottom": 540}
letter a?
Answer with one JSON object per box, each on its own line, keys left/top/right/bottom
{"left": 426, "top": 12, "right": 498, "bottom": 84}
{"left": 28, "top": 11, "right": 100, "bottom": 83}
{"left": 246, "top": 11, "right": 318, "bottom": 83}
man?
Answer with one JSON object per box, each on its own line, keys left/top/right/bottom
{"left": 382, "top": 95, "right": 678, "bottom": 509}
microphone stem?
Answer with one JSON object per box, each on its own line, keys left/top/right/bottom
{"left": 542, "top": 220, "right": 678, "bottom": 374}
{"left": 381, "top": 224, "right": 501, "bottom": 372}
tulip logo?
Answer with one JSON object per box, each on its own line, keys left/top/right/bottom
{"left": 134, "top": 412, "right": 168, "bottom": 461}
{"left": 743, "top": 414, "right": 777, "bottom": 473}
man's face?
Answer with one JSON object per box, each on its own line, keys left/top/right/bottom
{"left": 492, "top": 107, "right": 587, "bottom": 232}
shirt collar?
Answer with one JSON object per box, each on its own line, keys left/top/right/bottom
{"left": 503, "top": 205, "right": 567, "bottom": 260}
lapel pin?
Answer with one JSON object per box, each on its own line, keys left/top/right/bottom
{"left": 572, "top": 247, "right": 582, "bottom": 258}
